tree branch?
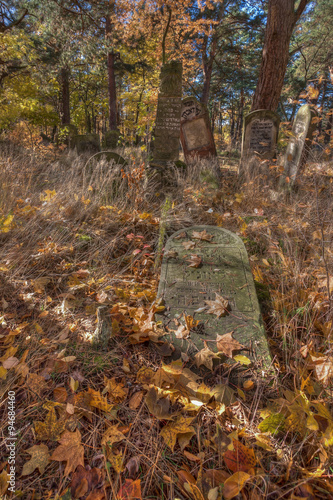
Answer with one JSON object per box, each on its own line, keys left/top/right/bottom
{"left": 295, "top": 0, "right": 310, "bottom": 22}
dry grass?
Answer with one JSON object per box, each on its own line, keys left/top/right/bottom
{"left": 0, "top": 142, "right": 332, "bottom": 499}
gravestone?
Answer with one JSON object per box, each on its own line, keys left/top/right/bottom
{"left": 281, "top": 104, "right": 317, "bottom": 188}
{"left": 151, "top": 61, "right": 182, "bottom": 168}
{"left": 73, "top": 134, "right": 100, "bottom": 154}
{"left": 180, "top": 96, "right": 217, "bottom": 162}
{"left": 157, "top": 226, "right": 272, "bottom": 370}
{"left": 86, "top": 151, "right": 127, "bottom": 168}
{"left": 240, "top": 110, "right": 280, "bottom": 175}
{"left": 103, "top": 130, "right": 120, "bottom": 149}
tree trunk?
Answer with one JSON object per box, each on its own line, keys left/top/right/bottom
{"left": 251, "top": 0, "right": 309, "bottom": 112}
{"left": 60, "top": 67, "right": 70, "bottom": 125}
{"left": 106, "top": 6, "right": 117, "bottom": 131}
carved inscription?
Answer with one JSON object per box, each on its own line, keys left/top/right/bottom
{"left": 158, "top": 226, "right": 272, "bottom": 368}
{"left": 249, "top": 119, "right": 274, "bottom": 153}
{"left": 181, "top": 99, "right": 202, "bottom": 122}
{"left": 155, "top": 97, "right": 182, "bottom": 134}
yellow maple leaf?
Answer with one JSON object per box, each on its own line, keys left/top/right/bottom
{"left": 22, "top": 444, "right": 50, "bottom": 476}
{"left": 160, "top": 416, "right": 195, "bottom": 452}
{"left": 34, "top": 408, "right": 66, "bottom": 441}
{"left": 87, "top": 388, "right": 114, "bottom": 413}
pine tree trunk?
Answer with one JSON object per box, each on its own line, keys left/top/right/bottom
{"left": 251, "top": 0, "right": 309, "bottom": 112}
{"left": 60, "top": 67, "right": 70, "bottom": 125}
{"left": 106, "top": 10, "right": 117, "bottom": 131}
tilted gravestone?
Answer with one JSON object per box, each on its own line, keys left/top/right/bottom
{"left": 151, "top": 61, "right": 182, "bottom": 167}
{"left": 281, "top": 104, "right": 317, "bottom": 188}
{"left": 180, "top": 96, "right": 217, "bottom": 162}
{"left": 240, "top": 110, "right": 280, "bottom": 175}
{"left": 157, "top": 226, "right": 272, "bottom": 371}
{"left": 73, "top": 134, "right": 100, "bottom": 154}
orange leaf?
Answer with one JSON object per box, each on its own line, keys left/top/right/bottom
{"left": 118, "top": 479, "right": 142, "bottom": 499}
{"left": 223, "top": 471, "right": 251, "bottom": 499}
{"left": 223, "top": 440, "right": 256, "bottom": 473}
{"left": 51, "top": 429, "right": 84, "bottom": 476}
{"left": 216, "top": 332, "right": 244, "bottom": 358}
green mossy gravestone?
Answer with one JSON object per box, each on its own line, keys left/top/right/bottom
{"left": 103, "top": 130, "right": 120, "bottom": 149}
{"left": 281, "top": 104, "right": 317, "bottom": 188}
{"left": 157, "top": 226, "right": 272, "bottom": 371}
{"left": 151, "top": 61, "right": 182, "bottom": 167}
{"left": 73, "top": 134, "right": 100, "bottom": 153}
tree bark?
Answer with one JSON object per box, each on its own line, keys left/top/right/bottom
{"left": 60, "top": 67, "right": 70, "bottom": 125}
{"left": 106, "top": 5, "right": 117, "bottom": 131}
{"left": 251, "top": 0, "right": 309, "bottom": 112}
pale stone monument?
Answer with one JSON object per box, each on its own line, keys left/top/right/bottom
{"left": 180, "top": 96, "right": 216, "bottom": 162}
{"left": 239, "top": 110, "right": 280, "bottom": 175}
{"left": 151, "top": 61, "right": 182, "bottom": 168}
{"left": 281, "top": 104, "right": 317, "bottom": 188}
{"left": 157, "top": 226, "right": 272, "bottom": 370}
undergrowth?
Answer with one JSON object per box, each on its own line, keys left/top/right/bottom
{"left": 0, "top": 143, "right": 332, "bottom": 500}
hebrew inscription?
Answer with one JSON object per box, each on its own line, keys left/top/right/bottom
{"left": 249, "top": 119, "right": 274, "bottom": 153}
{"left": 155, "top": 97, "right": 182, "bottom": 136}
{"left": 158, "top": 226, "right": 272, "bottom": 369}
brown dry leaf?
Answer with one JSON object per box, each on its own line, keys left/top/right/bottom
{"left": 136, "top": 366, "right": 155, "bottom": 385}
{"left": 71, "top": 465, "right": 105, "bottom": 499}
{"left": 194, "top": 344, "right": 220, "bottom": 370}
{"left": 185, "top": 315, "right": 200, "bottom": 330}
{"left": 0, "top": 346, "right": 18, "bottom": 362}
{"left": 165, "top": 249, "right": 178, "bottom": 259}
{"left": 101, "top": 425, "right": 126, "bottom": 448}
{"left": 223, "top": 471, "right": 251, "bottom": 500}
{"left": 51, "top": 429, "right": 84, "bottom": 476}
{"left": 145, "top": 386, "right": 175, "bottom": 420}
{"left": 216, "top": 332, "right": 244, "bottom": 358}
{"left": 223, "top": 440, "right": 256, "bottom": 473}
{"left": 187, "top": 255, "right": 203, "bottom": 268}
{"left": 309, "top": 353, "right": 333, "bottom": 386}
{"left": 160, "top": 415, "right": 195, "bottom": 452}
{"left": 183, "top": 450, "right": 203, "bottom": 462}
{"left": 33, "top": 277, "right": 50, "bottom": 293}
{"left": 182, "top": 240, "right": 196, "bottom": 250}
{"left": 87, "top": 388, "right": 114, "bottom": 413}
{"left": 21, "top": 444, "right": 50, "bottom": 476}
{"left": 243, "top": 380, "right": 255, "bottom": 391}
{"left": 129, "top": 391, "right": 144, "bottom": 410}
{"left": 176, "top": 469, "right": 196, "bottom": 490}
{"left": 118, "top": 479, "right": 142, "bottom": 500}
{"left": 125, "top": 456, "right": 141, "bottom": 478}
{"left": 192, "top": 230, "right": 214, "bottom": 242}
{"left": 0, "top": 470, "right": 9, "bottom": 496}
{"left": 174, "top": 231, "right": 187, "bottom": 240}
{"left": 27, "top": 373, "right": 48, "bottom": 397}
{"left": 3, "top": 356, "right": 19, "bottom": 369}
{"left": 103, "top": 376, "right": 128, "bottom": 403}
{"left": 54, "top": 387, "right": 68, "bottom": 403}
{"left": 174, "top": 324, "right": 190, "bottom": 339}
{"left": 184, "top": 482, "right": 205, "bottom": 500}
{"left": 205, "top": 293, "right": 230, "bottom": 318}
{"left": 34, "top": 407, "right": 66, "bottom": 441}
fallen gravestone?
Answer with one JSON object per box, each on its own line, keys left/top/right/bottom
{"left": 151, "top": 61, "right": 182, "bottom": 168}
{"left": 281, "top": 104, "right": 317, "bottom": 188}
{"left": 239, "top": 110, "right": 280, "bottom": 175}
{"left": 180, "top": 96, "right": 217, "bottom": 162}
{"left": 73, "top": 134, "right": 100, "bottom": 153}
{"left": 157, "top": 226, "right": 272, "bottom": 371}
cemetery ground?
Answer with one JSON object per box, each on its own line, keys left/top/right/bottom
{"left": 0, "top": 143, "right": 333, "bottom": 500}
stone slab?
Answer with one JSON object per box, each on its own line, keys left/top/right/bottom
{"left": 180, "top": 96, "right": 217, "bottom": 162}
{"left": 240, "top": 110, "right": 280, "bottom": 175}
{"left": 157, "top": 226, "right": 272, "bottom": 370}
{"left": 281, "top": 104, "right": 317, "bottom": 187}
{"left": 151, "top": 61, "right": 182, "bottom": 166}
{"left": 73, "top": 134, "right": 100, "bottom": 153}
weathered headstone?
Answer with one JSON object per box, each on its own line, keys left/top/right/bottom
{"left": 73, "top": 134, "right": 100, "bottom": 154}
{"left": 86, "top": 151, "right": 127, "bottom": 168}
{"left": 157, "top": 226, "right": 272, "bottom": 370}
{"left": 180, "top": 96, "right": 217, "bottom": 162}
{"left": 240, "top": 110, "right": 280, "bottom": 175}
{"left": 281, "top": 104, "right": 317, "bottom": 188}
{"left": 103, "top": 130, "right": 120, "bottom": 149}
{"left": 151, "top": 61, "right": 182, "bottom": 167}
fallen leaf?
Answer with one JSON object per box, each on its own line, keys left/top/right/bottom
{"left": 145, "top": 386, "right": 175, "bottom": 420}
{"left": 223, "top": 440, "right": 256, "bottom": 473}
{"left": 194, "top": 345, "right": 220, "bottom": 370}
{"left": 187, "top": 255, "right": 203, "bottom": 268}
{"left": 183, "top": 450, "right": 203, "bottom": 462}
{"left": 223, "top": 471, "right": 251, "bottom": 499}
{"left": 129, "top": 391, "right": 144, "bottom": 410}
{"left": 243, "top": 380, "right": 255, "bottom": 391}
{"left": 258, "top": 413, "right": 285, "bottom": 435}
{"left": 233, "top": 355, "right": 251, "bottom": 366}
{"left": 160, "top": 415, "right": 195, "bottom": 452}
{"left": 103, "top": 376, "right": 128, "bottom": 403}
{"left": 309, "top": 353, "right": 333, "bottom": 386}
{"left": 34, "top": 407, "right": 66, "bottom": 441}
{"left": 182, "top": 241, "right": 196, "bottom": 250}
{"left": 184, "top": 315, "right": 200, "bottom": 330}
{"left": 192, "top": 230, "right": 214, "bottom": 242}
{"left": 3, "top": 356, "right": 19, "bottom": 369}
{"left": 21, "top": 444, "right": 50, "bottom": 476}
{"left": 118, "top": 479, "right": 142, "bottom": 500}
{"left": 216, "top": 332, "right": 244, "bottom": 358}
{"left": 205, "top": 293, "right": 230, "bottom": 318}
{"left": 125, "top": 456, "right": 141, "bottom": 479}
{"left": 101, "top": 425, "right": 126, "bottom": 448}
{"left": 71, "top": 465, "right": 105, "bottom": 499}
{"left": 87, "top": 388, "right": 114, "bottom": 413}
{"left": 51, "top": 429, "right": 84, "bottom": 476}
{"left": 0, "top": 470, "right": 9, "bottom": 496}
{"left": 27, "top": 373, "right": 48, "bottom": 397}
